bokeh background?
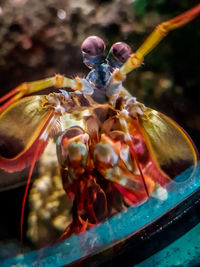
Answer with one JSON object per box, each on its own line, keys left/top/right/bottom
{"left": 1, "top": 0, "right": 200, "bottom": 145}
{"left": 0, "top": 0, "right": 200, "bottom": 256}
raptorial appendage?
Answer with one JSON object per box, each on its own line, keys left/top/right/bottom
{"left": 55, "top": 103, "right": 171, "bottom": 238}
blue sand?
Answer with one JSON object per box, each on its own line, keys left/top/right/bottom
{"left": 1, "top": 165, "right": 200, "bottom": 267}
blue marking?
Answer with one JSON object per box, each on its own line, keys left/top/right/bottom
{"left": 86, "top": 64, "right": 111, "bottom": 89}
{"left": 82, "top": 53, "right": 104, "bottom": 67}
{"left": 106, "top": 50, "right": 123, "bottom": 68}
{"left": 82, "top": 50, "right": 124, "bottom": 103}
{"left": 86, "top": 64, "right": 115, "bottom": 103}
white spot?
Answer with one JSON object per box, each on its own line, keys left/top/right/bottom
{"left": 126, "top": 97, "right": 137, "bottom": 104}
{"left": 120, "top": 109, "right": 129, "bottom": 118}
{"left": 120, "top": 146, "right": 129, "bottom": 162}
{"left": 81, "top": 79, "right": 94, "bottom": 95}
{"left": 55, "top": 103, "right": 66, "bottom": 115}
{"left": 57, "top": 9, "right": 66, "bottom": 20}
{"left": 125, "top": 132, "right": 131, "bottom": 141}
{"left": 152, "top": 185, "right": 168, "bottom": 201}
{"left": 143, "top": 161, "right": 152, "bottom": 172}
{"left": 59, "top": 90, "right": 70, "bottom": 99}
{"left": 40, "top": 130, "right": 48, "bottom": 141}
{"left": 137, "top": 107, "right": 143, "bottom": 115}
{"left": 120, "top": 177, "right": 127, "bottom": 186}
{"left": 111, "top": 150, "right": 119, "bottom": 166}
{"left": 37, "top": 176, "right": 51, "bottom": 192}
{"left": 40, "top": 117, "right": 56, "bottom": 141}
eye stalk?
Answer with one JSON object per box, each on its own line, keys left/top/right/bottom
{"left": 106, "top": 42, "right": 132, "bottom": 68}
{"left": 81, "top": 36, "right": 105, "bottom": 68}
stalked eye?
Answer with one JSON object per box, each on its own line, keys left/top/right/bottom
{"left": 81, "top": 36, "right": 105, "bottom": 56}
{"left": 111, "top": 42, "right": 132, "bottom": 63}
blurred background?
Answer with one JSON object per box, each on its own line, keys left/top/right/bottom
{"left": 0, "top": 0, "right": 200, "bottom": 256}
{"left": 0, "top": 0, "right": 200, "bottom": 144}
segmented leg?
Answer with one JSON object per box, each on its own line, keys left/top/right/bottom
{"left": 56, "top": 126, "right": 109, "bottom": 238}
{"left": 113, "top": 3, "right": 200, "bottom": 80}
{"left": 0, "top": 74, "right": 77, "bottom": 113}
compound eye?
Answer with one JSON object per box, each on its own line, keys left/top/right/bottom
{"left": 81, "top": 36, "right": 105, "bottom": 56}
{"left": 111, "top": 42, "right": 132, "bottom": 63}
